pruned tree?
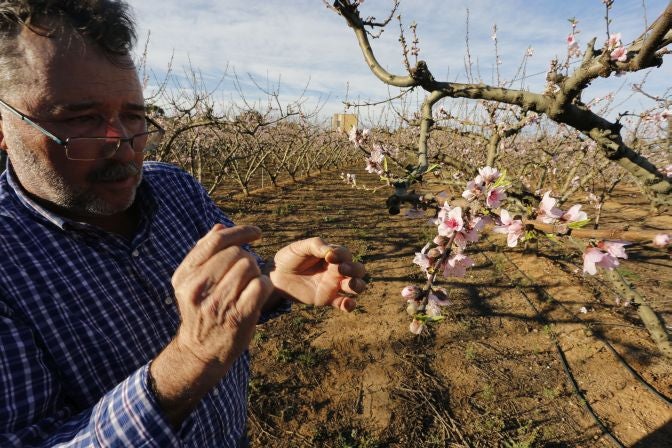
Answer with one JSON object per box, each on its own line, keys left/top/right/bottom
{"left": 327, "top": 0, "right": 672, "bottom": 207}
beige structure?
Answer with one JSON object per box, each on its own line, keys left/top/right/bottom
{"left": 332, "top": 113, "right": 358, "bottom": 132}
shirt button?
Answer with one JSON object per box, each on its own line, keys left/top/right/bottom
{"left": 164, "top": 297, "right": 173, "bottom": 305}
{"left": 131, "top": 249, "right": 140, "bottom": 257}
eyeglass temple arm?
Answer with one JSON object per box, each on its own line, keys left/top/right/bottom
{"left": 0, "top": 99, "right": 66, "bottom": 146}
{"left": 145, "top": 115, "right": 165, "bottom": 134}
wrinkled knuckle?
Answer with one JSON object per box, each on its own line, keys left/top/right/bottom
{"left": 224, "top": 306, "right": 244, "bottom": 329}
{"left": 228, "top": 245, "right": 245, "bottom": 258}
{"left": 210, "top": 232, "right": 228, "bottom": 248}
{"left": 174, "top": 282, "right": 193, "bottom": 302}
{"left": 239, "top": 254, "right": 260, "bottom": 274}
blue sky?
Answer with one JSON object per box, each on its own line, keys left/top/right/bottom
{"left": 127, "top": 0, "right": 670, "bottom": 124}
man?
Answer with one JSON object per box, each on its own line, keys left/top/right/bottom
{"left": 0, "top": 1, "right": 366, "bottom": 446}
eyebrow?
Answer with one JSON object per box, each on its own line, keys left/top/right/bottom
{"left": 47, "top": 102, "right": 147, "bottom": 114}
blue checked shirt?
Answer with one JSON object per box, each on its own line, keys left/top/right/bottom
{"left": 0, "top": 161, "right": 287, "bottom": 447}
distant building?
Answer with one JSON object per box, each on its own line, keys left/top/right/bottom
{"left": 332, "top": 113, "right": 358, "bottom": 132}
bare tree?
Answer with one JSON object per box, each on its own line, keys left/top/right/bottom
{"left": 327, "top": 0, "right": 672, "bottom": 207}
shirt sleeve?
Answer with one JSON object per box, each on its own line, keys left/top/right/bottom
{"left": 0, "top": 309, "right": 183, "bottom": 447}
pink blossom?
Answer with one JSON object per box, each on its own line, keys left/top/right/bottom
{"left": 401, "top": 285, "right": 422, "bottom": 300}
{"left": 348, "top": 126, "right": 370, "bottom": 147}
{"left": 437, "top": 206, "right": 464, "bottom": 237}
{"left": 653, "top": 233, "right": 670, "bottom": 248}
{"left": 610, "top": 46, "right": 627, "bottom": 62}
{"left": 567, "top": 34, "right": 581, "bottom": 57}
{"left": 436, "top": 201, "right": 451, "bottom": 221}
{"left": 568, "top": 42, "right": 581, "bottom": 57}
{"left": 429, "top": 289, "right": 451, "bottom": 306}
{"left": 664, "top": 164, "right": 672, "bottom": 178}
{"left": 537, "top": 191, "right": 564, "bottom": 223}
{"left": 365, "top": 160, "right": 381, "bottom": 175}
{"left": 348, "top": 125, "right": 357, "bottom": 142}
{"left": 409, "top": 319, "right": 425, "bottom": 334}
{"left": 453, "top": 216, "right": 485, "bottom": 249}
{"left": 485, "top": 186, "right": 507, "bottom": 209}
{"left": 493, "top": 209, "right": 524, "bottom": 247}
{"left": 607, "top": 33, "right": 621, "bottom": 49}
{"left": 583, "top": 247, "right": 619, "bottom": 275}
{"left": 413, "top": 243, "right": 432, "bottom": 272}
{"left": 477, "top": 166, "right": 500, "bottom": 185}
{"left": 442, "top": 253, "right": 475, "bottom": 278}
{"left": 453, "top": 228, "right": 479, "bottom": 249}
{"left": 364, "top": 145, "right": 385, "bottom": 175}
{"left": 598, "top": 240, "right": 629, "bottom": 259}
{"left": 462, "top": 180, "right": 483, "bottom": 201}
{"left": 561, "top": 204, "right": 588, "bottom": 223}
{"left": 426, "top": 292, "right": 451, "bottom": 317}
{"left": 426, "top": 300, "right": 442, "bottom": 317}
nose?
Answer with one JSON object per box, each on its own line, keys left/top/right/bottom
{"left": 104, "top": 117, "right": 130, "bottom": 138}
{"left": 105, "top": 118, "right": 135, "bottom": 161}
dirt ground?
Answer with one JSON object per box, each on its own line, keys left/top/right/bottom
{"left": 216, "top": 168, "right": 672, "bottom": 447}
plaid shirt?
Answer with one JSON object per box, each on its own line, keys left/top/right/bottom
{"left": 0, "top": 162, "right": 286, "bottom": 447}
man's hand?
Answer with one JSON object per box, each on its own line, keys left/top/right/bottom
{"left": 268, "top": 238, "right": 367, "bottom": 312}
{"left": 170, "top": 223, "right": 272, "bottom": 367}
{"left": 150, "top": 224, "right": 273, "bottom": 428}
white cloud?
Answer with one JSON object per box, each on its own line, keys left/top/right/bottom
{"left": 127, "top": 0, "right": 671, "bottom": 121}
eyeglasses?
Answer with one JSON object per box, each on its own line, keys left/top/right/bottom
{"left": 0, "top": 98, "right": 165, "bottom": 161}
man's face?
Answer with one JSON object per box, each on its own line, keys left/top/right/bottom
{"left": 0, "top": 26, "right": 146, "bottom": 217}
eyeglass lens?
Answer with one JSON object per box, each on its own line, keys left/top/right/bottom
{"left": 65, "top": 131, "right": 162, "bottom": 161}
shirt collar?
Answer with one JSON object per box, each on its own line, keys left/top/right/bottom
{"left": 6, "top": 163, "right": 69, "bottom": 229}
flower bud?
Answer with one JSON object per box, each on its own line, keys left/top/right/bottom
{"left": 406, "top": 301, "right": 419, "bottom": 316}
{"left": 427, "top": 247, "right": 442, "bottom": 258}
{"left": 401, "top": 285, "right": 421, "bottom": 300}
{"left": 653, "top": 233, "right": 670, "bottom": 248}
{"left": 409, "top": 319, "right": 425, "bottom": 335}
{"left": 433, "top": 235, "right": 448, "bottom": 246}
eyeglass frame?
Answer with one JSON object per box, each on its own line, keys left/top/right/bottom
{"left": 0, "top": 98, "right": 165, "bottom": 160}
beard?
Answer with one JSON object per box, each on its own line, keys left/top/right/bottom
{"left": 11, "top": 146, "right": 142, "bottom": 217}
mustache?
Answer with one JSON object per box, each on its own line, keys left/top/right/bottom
{"left": 88, "top": 161, "right": 141, "bottom": 182}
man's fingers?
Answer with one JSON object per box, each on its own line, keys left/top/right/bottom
{"left": 173, "top": 225, "right": 261, "bottom": 284}
{"left": 330, "top": 296, "right": 357, "bottom": 312}
{"left": 337, "top": 261, "right": 366, "bottom": 279}
{"left": 235, "top": 275, "right": 274, "bottom": 320}
{"left": 209, "top": 256, "right": 263, "bottom": 323}
{"left": 324, "top": 244, "right": 353, "bottom": 264}
{"left": 285, "top": 238, "right": 352, "bottom": 263}
{"left": 339, "top": 277, "right": 366, "bottom": 295}
{"left": 176, "top": 244, "right": 261, "bottom": 306}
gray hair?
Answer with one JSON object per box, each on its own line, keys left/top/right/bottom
{"left": 0, "top": 0, "right": 137, "bottom": 97}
